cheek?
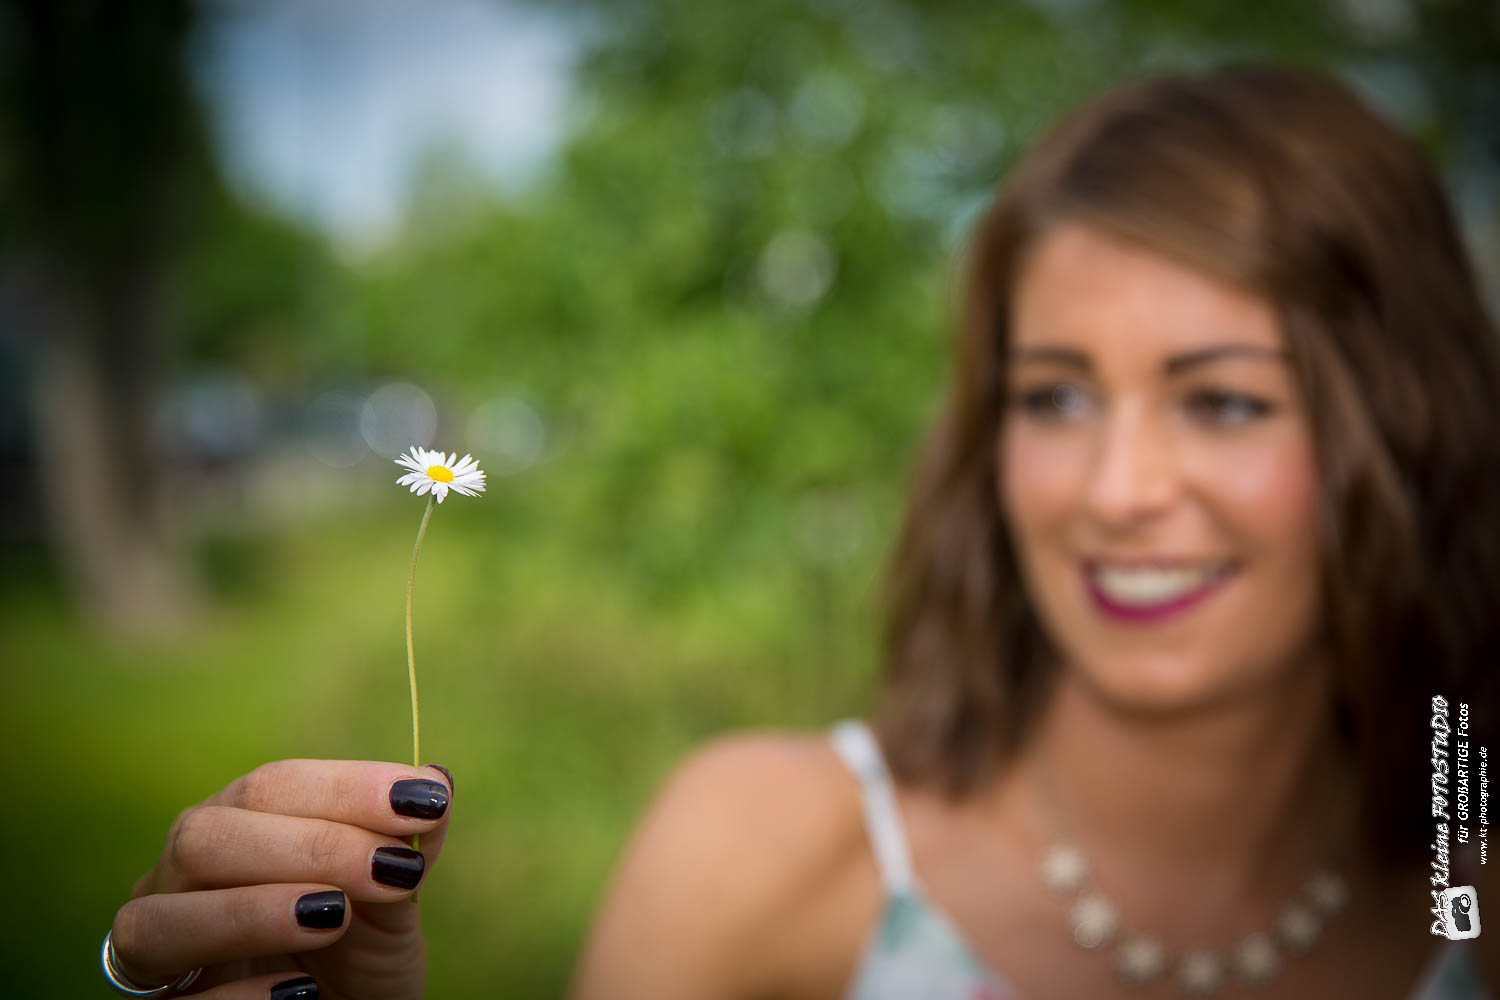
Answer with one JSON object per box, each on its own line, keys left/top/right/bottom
{"left": 1189, "top": 429, "right": 1321, "bottom": 560}
{"left": 999, "top": 422, "right": 1086, "bottom": 532}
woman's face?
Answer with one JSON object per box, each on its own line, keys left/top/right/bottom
{"left": 998, "top": 223, "right": 1323, "bottom": 712}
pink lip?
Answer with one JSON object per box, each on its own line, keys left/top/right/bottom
{"left": 1084, "top": 563, "right": 1238, "bottom": 623}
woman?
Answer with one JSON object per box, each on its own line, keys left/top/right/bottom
{"left": 105, "top": 64, "right": 1500, "bottom": 999}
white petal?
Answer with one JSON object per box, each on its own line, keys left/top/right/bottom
{"left": 416, "top": 481, "right": 431, "bottom": 496}
{"left": 434, "top": 484, "right": 448, "bottom": 502}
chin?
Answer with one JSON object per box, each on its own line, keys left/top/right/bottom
{"left": 1065, "top": 650, "right": 1252, "bottom": 717}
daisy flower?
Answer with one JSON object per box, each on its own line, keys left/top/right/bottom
{"left": 391, "top": 445, "right": 485, "bottom": 896}
{"left": 395, "top": 446, "right": 486, "bottom": 503}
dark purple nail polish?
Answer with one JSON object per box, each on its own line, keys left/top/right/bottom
{"left": 390, "top": 778, "right": 449, "bottom": 819}
{"left": 371, "top": 845, "right": 425, "bottom": 889}
{"left": 295, "top": 890, "right": 345, "bottom": 929}
{"left": 270, "top": 975, "right": 318, "bottom": 999}
{"left": 423, "top": 762, "right": 454, "bottom": 795}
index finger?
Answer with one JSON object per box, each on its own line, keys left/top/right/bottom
{"left": 205, "top": 760, "right": 452, "bottom": 837}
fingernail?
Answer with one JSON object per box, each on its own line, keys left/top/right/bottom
{"left": 294, "top": 890, "right": 345, "bottom": 929}
{"left": 390, "top": 778, "right": 449, "bottom": 819}
{"left": 371, "top": 845, "right": 425, "bottom": 889}
{"left": 270, "top": 976, "right": 318, "bottom": 999}
{"left": 423, "top": 762, "right": 454, "bottom": 795}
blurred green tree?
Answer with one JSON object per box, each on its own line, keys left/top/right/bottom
{"left": 0, "top": 0, "right": 341, "bottom": 628}
{"left": 1, "top": 0, "right": 202, "bottom": 629}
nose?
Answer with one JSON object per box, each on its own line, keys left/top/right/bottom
{"left": 1084, "top": 401, "right": 1178, "bottom": 528}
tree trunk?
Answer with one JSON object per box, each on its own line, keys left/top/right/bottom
{"left": 8, "top": 0, "right": 200, "bottom": 631}
{"left": 32, "top": 282, "right": 196, "bottom": 631}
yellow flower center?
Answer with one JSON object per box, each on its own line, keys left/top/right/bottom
{"left": 427, "top": 464, "right": 455, "bottom": 483}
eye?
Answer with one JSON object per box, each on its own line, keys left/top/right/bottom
{"left": 1186, "top": 389, "right": 1271, "bottom": 425}
{"left": 1011, "top": 382, "right": 1088, "bottom": 421}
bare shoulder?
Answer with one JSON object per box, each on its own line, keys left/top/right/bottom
{"left": 665, "top": 727, "right": 854, "bottom": 814}
{"left": 569, "top": 727, "right": 876, "bottom": 1000}
{"left": 619, "top": 729, "right": 864, "bottom": 896}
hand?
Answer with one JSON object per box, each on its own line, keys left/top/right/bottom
{"left": 108, "top": 760, "right": 453, "bottom": 999}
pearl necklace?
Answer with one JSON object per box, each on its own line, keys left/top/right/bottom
{"left": 1032, "top": 751, "right": 1354, "bottom": 995}
{"left": 1038, "top": 842, "right": 1349, "bottom": 994}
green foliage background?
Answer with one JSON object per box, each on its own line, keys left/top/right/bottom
{"left": 3, "top": 0, "right": 1495, "bottom": 996}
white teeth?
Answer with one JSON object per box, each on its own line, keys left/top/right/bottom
{"left": 1091, "top": 563, "right": 1230, "bottom": 606}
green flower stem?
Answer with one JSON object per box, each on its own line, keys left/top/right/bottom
{"left": 405, "top": 494, "right": 436, "bottom": 883}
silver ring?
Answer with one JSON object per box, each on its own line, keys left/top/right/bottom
{"left": 101, "top": 929, "right": 204, "bottom": 996}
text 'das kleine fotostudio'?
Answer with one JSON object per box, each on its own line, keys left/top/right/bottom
{"left": 1429, "top": 696, "right": 1487, "bottom": 940}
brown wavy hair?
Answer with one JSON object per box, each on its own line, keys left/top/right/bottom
{"left": 871, "top": 63, "right": 1500, "bottom": 866}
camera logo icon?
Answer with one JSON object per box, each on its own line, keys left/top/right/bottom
{"left": 1437, "top": 886, "right": 1481, "bottom": 940}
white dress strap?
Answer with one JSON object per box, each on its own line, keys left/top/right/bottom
{"left": 830, "top": 718, "right": 917, "bottom": 895}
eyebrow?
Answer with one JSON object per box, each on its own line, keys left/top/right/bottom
{"left": 1008, "top": 343, "right": 1289, "bottom": 375}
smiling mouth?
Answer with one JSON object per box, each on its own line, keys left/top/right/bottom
{"left": 1083, "top": 560, "right": 1240, "bottom": 622}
